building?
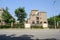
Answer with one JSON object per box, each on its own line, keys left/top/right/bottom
{"left": 27, "top": 10, "right": 48, "bottom": 27}
{"left": 0, "top": 8, "right": 5, "bottom": 25}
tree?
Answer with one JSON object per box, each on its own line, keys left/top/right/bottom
{"left": 2, "top": 7, "right": 15, "bottom": 28}
{"left": 9, "top": 18, "right": 15, "bottom": 28}
{"left": 55, "top": 14, "right": 60, "bottom": 22}
{"left": 48, "top": 17, "right": 54, "bottom": 25}
{"left": 15, "top": 7, "right": 27, "bottom": 28}
{"left": 48, "top": 14, "right": 60, "bottom": 27}
{"left": 2, "top": 7, "right": 11, "bottom": 23}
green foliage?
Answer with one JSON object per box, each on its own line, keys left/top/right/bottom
{"left": 0, "top": 25, "right": 11, "bottom": 29}
{"left": 55, "top": 14, "right": 60, "bottom": 22}
{"left": 48, "top": 25, "right": 55, "bottom": 29}
{"left": 15, "top": 7, "right": 26, "bottom": 23}
{"left": 48, "top": 25, "right": 60, "bottom": 29}
{"left": 2, "top": 7, "right": 15, "bottom": 23}
{"left": 1, "top": 7, "right": 15, "bottom": 28}
{"left": 9, "top": 18, "right": 15, "bottom": 23}
{"left": 48, "top": 14, "right": 60, "bottom": 29}
{"left": 48, "top": 17, "right": 54, "bottom": 25}
{"left": 15, "top": 7, "right": 27, "bottom": 28}
{"left": 2, "top": 8, "right": 10, "bottom": 23}
{"left": 13, "top": 23, "right": 24, "bottom": 28}
{"left": 31, "top": 25, "right": 43, "bottom": 29}
{"left": 48, "top": 14, "right": 60, "bottom": 25}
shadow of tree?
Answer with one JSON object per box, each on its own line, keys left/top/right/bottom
{"left": 0, "top": 34, "right": 57, "bottom": 40}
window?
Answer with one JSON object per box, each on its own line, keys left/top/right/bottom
{"left": 32, "top": 21, "right": 35, "bottom": 24}
{"left": 36, "top": 21, "right": 39, "bottom": 24}
{"left": 44, "top": 22, "right": 47, "bottom": 23}
{"left": 36, "top": 17, "right": 39, "bottom": 20}
{"left": 40, "top": 22, "right": 42, "bottom": 24}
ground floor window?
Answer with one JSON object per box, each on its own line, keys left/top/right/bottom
{"left": 32, "top": 21, "right": 35, "bottom": 24}
{"left": 40, "top": 22, "right": 42, "bottom": 24}
{"left": 44, "top": 22, "right": 47, "bottom": 23}
{"left": 36, "top": 21, "right": 39, "bottom": 24}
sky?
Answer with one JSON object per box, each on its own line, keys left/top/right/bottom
{"left": 0, "top": 0, "right": 60, "bottom": 20}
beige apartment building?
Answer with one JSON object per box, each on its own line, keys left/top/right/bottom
{"left": 27, "top": 10, "right": 48, "bottom": 27}
{"left": 0, "top": 8, "right": 5, "bottom": 25}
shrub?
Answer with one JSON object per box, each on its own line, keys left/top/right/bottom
{"left": 13, "top": 24, "right": 18, "bottom": 28}
{"left": 48, "top": 25, "right": 60, "bottom": 29}
{"left": 13, "top": 24, "right": 25, "bottom": 28}
{"left": 48, "top": 25, "right": 55, "bottom": 29}
{"left": 31, "top": 25, "right": 43, "bottom": 29}
{"left": 56, "top": 26, "right": 60, "bottom": 29}
{"left": 0, "top": 25, "right": 11, "bottom": 29}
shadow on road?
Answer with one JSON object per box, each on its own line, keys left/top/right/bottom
{"left": 0, "top": 34, "right": 57, "bottom": 40}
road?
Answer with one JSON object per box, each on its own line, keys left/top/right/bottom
{"left": 0, "top": 29, "right": 60, "bottom": 40}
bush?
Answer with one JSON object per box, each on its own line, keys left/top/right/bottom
{"left": 19, "top": 25, "right": 25, "bottom": 28}
{"left": 13, "top": 24, "right": 19, "bottom": 28}
{"left": 48, "top": 25, "right": 55, "bottom": 29}
{"left": 31, "top": 25, "right": 43, "bottom": 29}
{"left": 48, "top": 25, "right": 60, "bottom": 29}
{"left": 0, "top": 25, "right": 11, "bottom": 29}
{"left": 13, "top": 24, "right": 25, "bottom": 28}
{"left": 56, "top": 26, "right": 60, "bottom": 29}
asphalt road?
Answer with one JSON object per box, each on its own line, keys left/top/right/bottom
{"left": 0, "top": 29, "right": 60, "bottom": 40}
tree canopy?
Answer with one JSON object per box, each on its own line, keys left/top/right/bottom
{"left": 15, "top": 7, "right": 27, "bottom": 28}
{"left": 15, "top": 7, "right": 27, "bottom": 23}
{"left": 2, "top": 7, "right": 15, "bottom": 23}
{"left": 48, "top": 14, "right": 60, "bottom": 25}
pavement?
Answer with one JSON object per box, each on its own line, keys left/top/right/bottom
{"left": 0, "top": 29, "right": 60, "bottom": 40}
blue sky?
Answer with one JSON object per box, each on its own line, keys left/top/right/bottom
{"left": 0, "top": 0, "right": 60, "bottom": 20}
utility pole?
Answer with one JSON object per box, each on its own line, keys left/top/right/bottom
{"left": 53, "top": 0, "right": 56, "bottom": 29}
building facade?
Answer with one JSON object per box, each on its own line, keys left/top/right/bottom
{"left": 0, "top": 8, "right": 5, "bottom": 25}
{"left": 27, "top": 10, "right": 48, "bottom": 26}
